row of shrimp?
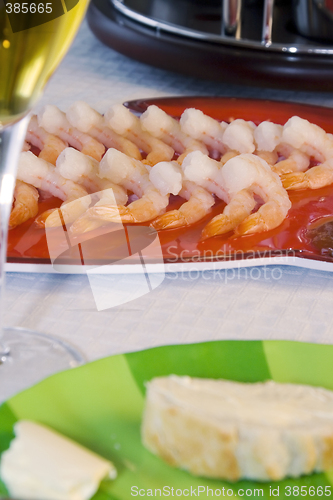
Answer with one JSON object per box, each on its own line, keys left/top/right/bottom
{"left": 11, "top": 100, "right": 333, "bottom": 241}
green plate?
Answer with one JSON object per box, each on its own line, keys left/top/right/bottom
{"left": 1, "top": 340, "right": 333, "bottom": 499}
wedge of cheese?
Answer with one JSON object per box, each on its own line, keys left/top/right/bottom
{"left": 0, "top": 420, "right": 117, "bottom": 500}
{"left": 142, "top": 376, "right": 333, "bottom": 482}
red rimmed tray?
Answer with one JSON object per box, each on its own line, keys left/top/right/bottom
{"left": 7, "top": 97, "right": 333, "bottom": 273}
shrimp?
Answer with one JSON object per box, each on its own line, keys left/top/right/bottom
{"left": 26, "top": 115, "right": 67, "bottom": 165}
{"left": 204, "top": 154, "right": 291, "bottom": 238}
{"left": 179, "top": 108, "right": 228, "bottom": 159}
{"left": 17, "top": 152, "right": 90, "bottom": 228}
{"left": 254, "top": 121, "right": 280, "bottom": 166}
{"left": 37, "top": 105, "right": 105, "bottom": 161}
{"left": 38, "top": 148, "right": 128, "bottom": 228}
{"left": 104, "top": 103, "right": 174, "bottom": 165}
{"left": 70, "top": 149, "right": 175, "bottom": 234}
{"left": 140, "top": 105, "right": 208, "bottom": 163}
{"left": 149, "top": 161, "right": 215, "bottom": 230}
{"left": 181, "top": 151, "right": 255, "bottom": 239}
{"left": 222, "top": 119, "right": 256, "bottom": 154}
{"left": 273, "top": 143, "right": 310, "bottom": 175}
{"left": 96, "top": 149, "right": 171, "bottom": 222}
{"left": 152, "top": 182, "right": 215, "bottom": 230}
{"left": 55, "top": 147, "right": 128, "bottom": 204}
{"left": 254, "top": 121, "right": 283, "bottom": 153}
{"left": 280, "top": 116, "right": 333, "bottom": 190}
{"left": 181, "top": 151, "right": 291, "bottom": 239}
{"left": 254, "top": 120, "right": 310, "bottom": 175}
{"left": 66, "top": 101, "right": 142, "bottom": 160}
{"left": 181, "top": 150, "right": 227, "bottom": 200}
{"left": 9, "top": 181, "right": 39, "bottom": 229}
{"left": 17, "top": 152, "right": 87, "bottom": 202}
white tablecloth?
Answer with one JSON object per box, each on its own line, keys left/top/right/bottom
{"left": 4, "top": 19, "right": 333, "bottom": 379}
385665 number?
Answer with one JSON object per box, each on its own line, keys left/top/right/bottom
{"left": 5, "top": 3, "right": 53, "bottom": 13}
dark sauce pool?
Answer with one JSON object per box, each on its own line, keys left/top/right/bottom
{"left": 306, "top": 217, "right": 333, "bottom": 258}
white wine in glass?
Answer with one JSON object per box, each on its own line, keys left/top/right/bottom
{"left": 0, "top": 0, "right": 90, "bottom": 401}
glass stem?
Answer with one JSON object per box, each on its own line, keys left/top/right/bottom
{"left": 0, "top": 116, "right": 30, "bottom": 359}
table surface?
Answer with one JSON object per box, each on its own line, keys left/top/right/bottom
{"left": 3, "top": 18, "right": 333, "bottom": 397}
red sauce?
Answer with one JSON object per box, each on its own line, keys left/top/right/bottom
{"left": 8, "top": 97, "right": 333, "bottom": 266}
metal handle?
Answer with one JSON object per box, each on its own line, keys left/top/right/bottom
{"left": 222, "top": 0, "right": 242, "bottom": 38}
{"left": 262, "top": 0, "right": 275, "bottom": 46}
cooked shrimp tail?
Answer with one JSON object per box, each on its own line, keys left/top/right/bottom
{"left": 98, "top": 149, "right": 174, "bottom": 222}
{"left": 35, "top": 209, "right": 56, "bottom": 228}
{"left": 9, "top": 181, "right": 39, "bottom": 229}
{"left": 281, "top": 165, "right": 333, "bottom": 190}
{"left": 153, "top": 182, "right": 215, "bottom": 230}
{"left": 90, "top": 199, "right": 156, "bottom": 224}
{"left": 152, "top": 209, "right": 187, "bottom": 230}
{"left": 201, "top": 190, "right": 255, "bottom": 240}
{"left": 272, "top": 144, "right": 310, "bottom": 175}
{"left": 201, "top": 153, "right": 291, "bottom": 239}
{"left": 235, "top": 192, "right": 290, "bottom": 235}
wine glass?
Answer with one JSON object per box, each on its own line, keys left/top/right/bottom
{"left": 0, "top": 0, "right": 90, "bottom": 401}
